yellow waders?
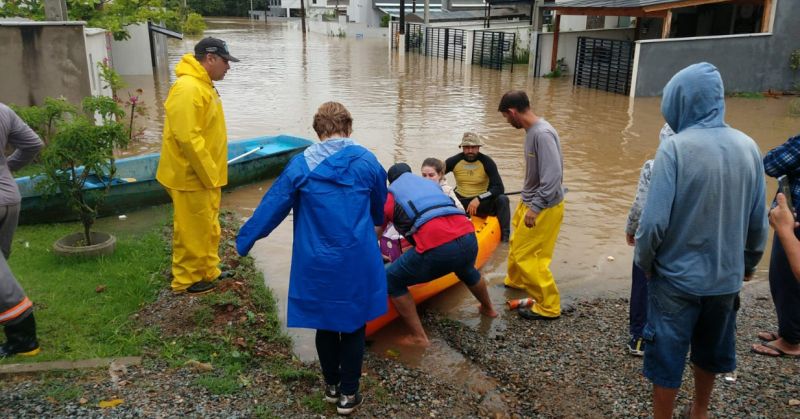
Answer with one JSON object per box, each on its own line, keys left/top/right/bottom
{"left": 504, "top": 201, "right": 564, "bottom": 317}
{"left": 168, "top": 188, "right": 222, "bottom": 292}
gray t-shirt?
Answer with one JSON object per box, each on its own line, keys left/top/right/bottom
{"left": 0, "top": 103, "right": 44, "bottom": 206}
{"left": 521, "top": 118, "right": 564, "bottom": 212}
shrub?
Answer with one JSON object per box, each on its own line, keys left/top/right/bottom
{"left": 182, "top": 12, "right": 206, "bottom": 35}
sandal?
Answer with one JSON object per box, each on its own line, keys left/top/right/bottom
{"left": 757, "top": 331, "right": 780, "bottom": 342}
{"left": 751, "top": 342, "right": 800, "bottom": 358}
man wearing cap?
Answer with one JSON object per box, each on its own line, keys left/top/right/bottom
{"left": 498, "top": 90, "right": 565, "bottom": 321}
{"left": 445, "top": 132, "right": 511, "bottom": 242}
{"left": 156, "top": 37, "right": 240, "bottom": 295}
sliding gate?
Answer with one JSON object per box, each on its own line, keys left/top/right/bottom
{"left": 573, "top": 37, "right": 634, "bottom": 95}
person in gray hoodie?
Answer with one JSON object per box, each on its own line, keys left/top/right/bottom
{"left": 634, "top": 63, "right": 768, "bottom": 418}
{"left": 0, "top": 103, "right": 44, "bottom": 358}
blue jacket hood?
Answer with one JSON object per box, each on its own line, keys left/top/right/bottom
{"left": 661, "top": 62, "right": 727, "bottom": 133}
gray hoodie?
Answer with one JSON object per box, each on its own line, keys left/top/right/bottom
{"left": 634, "top": 63, "right": 767, "bottom": 296}
{"left": 0, "top": 103, "right": 43, "bottom": 206}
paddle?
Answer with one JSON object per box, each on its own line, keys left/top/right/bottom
{"left": 227, "top": 146, "right": 264, "bottom": 164}
{"left": 505, "top": 187, "right": 568, "bottom": 196}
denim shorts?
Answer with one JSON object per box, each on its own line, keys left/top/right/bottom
{"left": 642, "top": 278, "right": 738, "bottom": 389}
{"left": 386, "top": 233, "right": 480, "bottom": 297}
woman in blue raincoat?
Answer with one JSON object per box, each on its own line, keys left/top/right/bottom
{"left": 236, "top": 102, "right": 387, "bottom": 415}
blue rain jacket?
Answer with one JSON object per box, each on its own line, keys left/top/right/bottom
{"left": 634, "top": 62, "right": 768, "bottom": 296}
{"left": 236, "top": 139, "right": 388, "bottom": 332}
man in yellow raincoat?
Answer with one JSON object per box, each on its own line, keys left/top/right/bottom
{"left": 498, "top": 90, "right": 565, "bottom": 320}
{"left": 156, "top": 37, "right": 239, "bottom": 295}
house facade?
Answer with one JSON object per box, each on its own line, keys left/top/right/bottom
{"left": 534, "top": 0, "right": 798, "bottom": 96}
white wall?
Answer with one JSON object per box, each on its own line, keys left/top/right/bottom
{"left": 347, "top": 0, "right": 377, "bottom": 25}
{"left": 308, "top": 20, "right": 389, "bottom": 38}
{"left": 559, "top": 15, "right": 586, "bottom": 31}
{"left": 110, "top": 23, "right": 153, "bottom": 75}
{"left": 535, "top": 27, "right": 635, "bottom": 76}
{"left": 83, "top": 28, "right": 112, "bottom": 98}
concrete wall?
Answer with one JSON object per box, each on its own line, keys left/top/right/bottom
{"left": 309, "top": 20, "right": 389, "bottom": 38}
{"left": 84, "top": 28, "right": 112, "bottom": 98}
{"left": 534, "top": 28, "right": 635, "bottom": 77}
{"left": 0, "top": 22, "right": 92, "bottom": 107}
{"left": 110, "top": 23, "right": 153, "bottom": 75}
{"left": 347, "top": 0, "right": 381, "bottom": 26}
{"left": 632, "top": 0, "right": 799, "bottom": 96}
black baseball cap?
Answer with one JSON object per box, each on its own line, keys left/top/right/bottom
{"left": 194, "top": 37, "right": 240, "bottom": 62}
{"left": 387, "top": 163, "right": 412, "bottom": 184}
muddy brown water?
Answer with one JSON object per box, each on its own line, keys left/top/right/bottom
{"left": 129, "top": 18, "right": 798, "bottom": 408}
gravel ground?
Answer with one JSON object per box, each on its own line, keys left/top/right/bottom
{"left": 2, "top": 285, "right": 798, "bottom": 418}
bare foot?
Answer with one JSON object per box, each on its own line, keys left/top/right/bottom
{"left": 397, "top": 334, "right": 431, "bottom": 347}
{"left": 478, "top": 304, "right": 498, "bottom": 318}
{"left": 751, "top": 337, "right": 800, "bottom": 357}
{"left": 757, "top": 331, "right": 779, "bottom": 342}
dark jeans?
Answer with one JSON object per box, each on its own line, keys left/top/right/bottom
{"left": 456, "top": 193, "right": 510, "bottom": 240}
{"left": 315, "top": 325, "right": 365, "bottom": 395}
{"left": 629, "top": 262, "right": 648, "bottom": 339}
{"left": 386, "top": 233, "right": 480, "bottom": 297}
{"left": 768, "top": 232, "right": 800, "bottom": 344}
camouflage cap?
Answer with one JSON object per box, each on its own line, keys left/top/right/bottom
{"left": 459, "top": 132, "right": 486, "bottom": 147}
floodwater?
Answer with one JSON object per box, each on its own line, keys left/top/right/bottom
{"left": 131, "top": 18, "right": 798, "bottom": 404}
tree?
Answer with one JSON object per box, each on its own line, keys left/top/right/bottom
{"left": 1, "top": 0, "right": 180, "bottom": 40}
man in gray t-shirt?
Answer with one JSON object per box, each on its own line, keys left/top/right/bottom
{"left": 498, "top": 91, "right": 565, "bottom": 321}
{"left": 0, "top": 103, "right": 43, "bottom": 359}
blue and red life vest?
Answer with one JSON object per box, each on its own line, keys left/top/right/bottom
{"left": 388, "top": 173, "right": 465, "bottom": 241}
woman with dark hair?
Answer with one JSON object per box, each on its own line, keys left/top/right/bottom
{"left": 237, "top": 102, "right": 388, "bottom": 415}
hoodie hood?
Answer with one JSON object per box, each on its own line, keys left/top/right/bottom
{"left": 174, "top": 53, "right": 212, "bottom": 85}
{"left": 661, "top": 62, "right": 726, "bottom": 133}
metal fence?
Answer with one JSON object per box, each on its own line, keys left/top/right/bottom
{"left": 472, "top": 30, "right": 516, "bottom": 71}
{"left": 424, "top": 27, "right": 466, "bottom": 61}
{"left": 390, "top": 22, "right": 424, "bottom": 52}
{"left": 391, "top": 21, "right": 399, "bottom": 49}
{"left": 405, "top": 23, "right": 423, "bottom": 53}
{"left": 573, "top": 37, "right": 634, "bottom": 95}
{"left": 392, "top": 24, "right": 519, "bottom": 71}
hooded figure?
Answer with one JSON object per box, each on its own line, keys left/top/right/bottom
{"left": 633, "top": 62, "right": 768, "bottom": 418}
{"left": 236, "top": 139, "right": 388, "bottom": 332}
{"left": 156, "top": 39, "right": 236, "bottom": 295}
{"left": 236, "top": 102, "right": 385, "bottom": 415}
{"left": 635, "top": 62, "right": 767, "bottom": 294}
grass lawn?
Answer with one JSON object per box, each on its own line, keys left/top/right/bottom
{"left": 1, "top": 207, "right": 170, "bottom": 364}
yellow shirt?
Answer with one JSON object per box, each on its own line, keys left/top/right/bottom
{"left": 451, "top": 159, "right": 490, "bottom": 197}
{"left": 156, "top": 54, "right": 228, "bottom": 191}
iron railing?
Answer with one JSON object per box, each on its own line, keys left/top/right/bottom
{"left": 573, "top": 37, "right": 634, "bottom": 95}
{"left": 424, "top": 26, "right": 466, "bottom": 61}
{"left": 472, "top": 30, "right": 515, "bottom": 71}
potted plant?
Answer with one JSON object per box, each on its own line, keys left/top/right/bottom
{"left": 36, "top": 96, "right": 130, "bottom": 257}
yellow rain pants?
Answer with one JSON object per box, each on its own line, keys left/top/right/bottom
{"left": 504, "top": 201, "right": 564, "bottom": 318}
{"left": 167, "top": 188, "right": 222, "bottom": 292}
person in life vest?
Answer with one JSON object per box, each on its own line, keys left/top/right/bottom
{"left": 384, "top": 163, "right": 497, "bottom": 347}
{"left": 0, "top": 102, "right": 44, "bottom": 358}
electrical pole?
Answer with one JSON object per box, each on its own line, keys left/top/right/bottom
{"left": 300, "top": 0, "right": 307, "bottom": 33}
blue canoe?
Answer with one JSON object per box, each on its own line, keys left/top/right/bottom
{"left": 16, "top": 134, "right": 315, "bottom": 224}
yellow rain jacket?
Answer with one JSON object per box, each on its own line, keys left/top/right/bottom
{"left": 157, "top": 54, "right": 228, "bottom": 292}
{"left": 156, "top": 53, "right": 228, "bottom": 191}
